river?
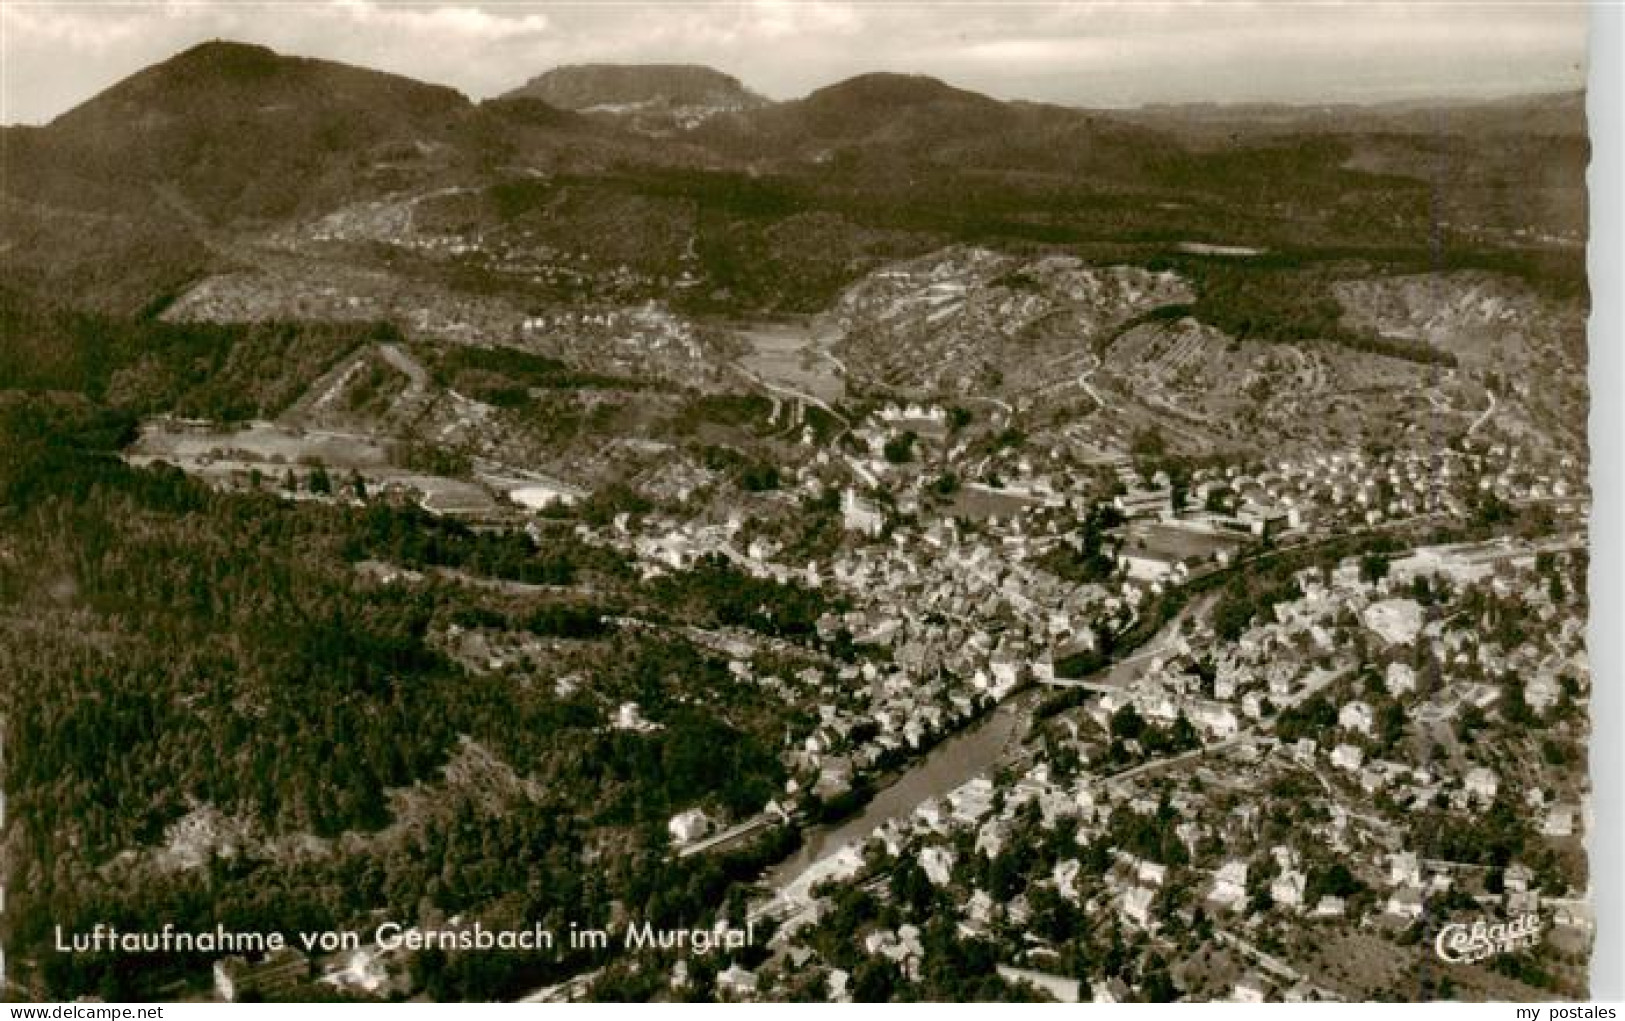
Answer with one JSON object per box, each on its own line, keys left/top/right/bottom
{"left": 763, "top": 693, "right": 1035, "bottom": 894}
{"left": 759, "top": 590, "right": 1215, "bottom": 898}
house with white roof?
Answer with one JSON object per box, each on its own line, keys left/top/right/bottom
{"left": 1271, "top": 869, "right": 1308, "bottom": 911}
{"left": 1385, "top": 662, "right": 1418, "bottom": 696}
{"left": 668, "top": 808, "right": 712, "bottom": 846}
{"left": 1465, "top": 767, "right": 1500, "bottom": 807}
{"left": 1339, "top": 700, "right": 1375, "bottom": 737}
{"left": 1209, "top": 861, "right": 1249, "bottom": 911}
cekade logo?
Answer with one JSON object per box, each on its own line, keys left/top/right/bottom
{"left": 1434, "top": 912, "right": 1543, "bottom": 964}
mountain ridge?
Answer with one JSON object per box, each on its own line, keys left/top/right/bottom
{"left": 0, "top": 40, "right": 1589, "bottom": 318}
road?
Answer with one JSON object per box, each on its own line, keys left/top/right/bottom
{"left": 1213, "top": 929, "right": 1343, "bottom": 1001}
{"left": 378, "top": 342, "right": 430, "bottom": 395}
{"left": 1099, "top": 661, "right": 1353, "bottom": 789}
{"left": 1077, "top": 355, "right": 1108, "bottom": 410}
{"left": 283, "top": 340, "right": 431, "bottom": 426}
{"left": 676, "top": 811, "right": 785, "bottom": 859}
{"left": 1468, "top": 386, "right": 1498, "bottom": 435}
{"left": 1032, "top": 347, "right": 1108, "bottom": 410}
{"left": 518, "top": 968, "right": 602, "bottom": 1003}
{"left": 733, "top": 363, "right": 850, "bottom": 431}
{"left": 1044, "top": 593, "right": 1206, "bottom": 694}
{"left": 286, "top": 349, "right": 372, "bottom": 422}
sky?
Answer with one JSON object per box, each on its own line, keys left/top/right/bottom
{"left": 0, "top": 0, "right": 1591, "bottom": 125}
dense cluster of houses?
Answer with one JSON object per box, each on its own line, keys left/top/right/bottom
{"left": 509, "top": 388, "right": 1595, "bottom": 1002}
{"left": 735, "top": 519, "right": 1590, "bottom": 1001}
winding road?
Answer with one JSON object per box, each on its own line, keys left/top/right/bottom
{"left": 1468, "top": 386, "right": 1498, "bottom": 435}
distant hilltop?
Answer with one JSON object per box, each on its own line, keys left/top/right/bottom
{"left": 503, "top": 63, "right": 766, "bottom": 117}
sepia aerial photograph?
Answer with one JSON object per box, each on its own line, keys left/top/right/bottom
{"left": 0, "top": 0, "right": 1605, "bottom": 1004}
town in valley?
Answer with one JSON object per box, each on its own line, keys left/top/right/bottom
{"left": 0, "top": 33, "right": 1594, "bottom": 1004}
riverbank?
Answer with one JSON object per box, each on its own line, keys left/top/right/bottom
{"left": 762, "top": 691, "right": 1035, "bottom": 897}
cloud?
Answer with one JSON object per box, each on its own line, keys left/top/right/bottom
{"left": 1, "top": 3, "right": 146, "bottom": 54}
{"left": 0, "top": 0, "right": 1590, "bottom": 125}
{"left": 325, "top": 0, "right": 551, "bottom": 43}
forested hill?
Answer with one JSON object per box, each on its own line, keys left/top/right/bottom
{"left": 0, "top": 387, "right": 831, "bottom": 999}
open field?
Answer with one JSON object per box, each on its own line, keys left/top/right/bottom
{"left": 125, "top": 419, "right": 507, "bottom": 516}
{"left": 128, "top": 420, "right": 390, "bottom": 468}
{"left": 946, "top": 483, "right": 1046, "bottom": 521}
{"left": 1127, "top": 521, "right": 1247, "bottom": 562}
{"left": 731, "top": 316, "right": 846, "bottom": 403}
